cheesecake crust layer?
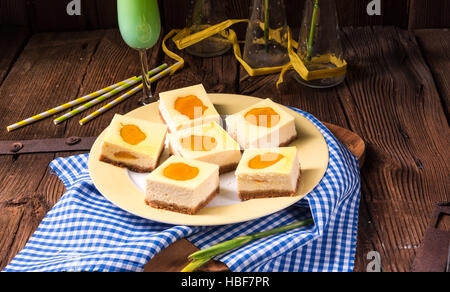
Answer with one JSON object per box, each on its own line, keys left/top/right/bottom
{"left": 145, "top": 186, "right": 220, "bottom": 215}
{"left": 169, "top": 144, "right": 238, "bottom": 174}
{"left": 219, "top": 162, "right": 239, "bottom": 174}
{"left": 99, "top": 155, "right": 154, "bottom": 173}
{"left": 279, "top": 133, "right": 298, "bottom": 147}
{"left": 238, "top": 172, "right": 302, "bottom": 201}
{"left": 229, "top": 128, "right": 297, "bottom": 149}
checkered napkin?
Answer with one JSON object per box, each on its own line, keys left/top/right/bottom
{"left": 3, "top": 108, "right": 361, "bottom": 272}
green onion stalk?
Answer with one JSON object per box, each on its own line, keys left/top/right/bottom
{"left": 306, "top": 0, "right": 320, "bottom": 62}
{"left": 264, "top": 0, "right": 270, "bottom": 53}
{"left": 181, "top": 218, "right": 315, "bottom": 272}
{"left": 194, "top": 0, "right": 203, "bottom": 28}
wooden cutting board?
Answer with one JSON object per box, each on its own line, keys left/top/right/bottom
{"left": 144, "top": 122, "right": 366, "bottom": 272}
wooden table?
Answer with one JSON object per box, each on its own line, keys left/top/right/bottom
{"left": 0, "top": 26, "right": 448, "bottom": 272}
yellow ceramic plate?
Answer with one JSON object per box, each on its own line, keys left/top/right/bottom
{"left": 88, "top": 94, "right": 329, "bottom": 226}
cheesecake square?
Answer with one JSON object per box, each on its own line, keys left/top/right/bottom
{"left": 99, "top": 114, "right": 168, "bottom": 173}
{"left": 159, "top": 84, "right": 221, "bottom": 133}
{"left": 225, "top": 98, "right": 297, "bottom": 149}
{"left": 145, "top": 156, "right": 220, "bottom": 215}
{"left": 235, "top": 147, "right": 301, "bottom": 201}
{"left": 168, "top": 122, "right": 242, "bottom": 174}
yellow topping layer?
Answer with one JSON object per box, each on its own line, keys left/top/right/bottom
{"left": 174, "top": 95, "right": 208, "bottom": 120}
{"left": 163, "top": 162, "right": 200, "bottom": 181}
{"left": 114, "top": 152, "right": 138, "bottom": 160}
{"left": 120, "top": 124, "right": 146, "bottom": 145}
{"left": 244, "top": 107, "right": 280, "bottom": 128}
{"left": 180, "top": 135, "right": 217, "bottom": 152}
{"left": 248, "top": 153, "right": 285, "bottom": 169}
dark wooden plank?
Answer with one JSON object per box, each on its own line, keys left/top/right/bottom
{"left": 27, "top": 0, "right": 96, "bottom": 32}
{"left": 161, "top": 0, "right": 188, "bottom": 31}
{"left": 0, "top": 0, "right": 29, "bottom": 27}
{"left": 91, "top": 0, "right": 118, "bottom": 29}
{"left": 338, "top": 26, "right": 449, "bottom": 272}
{"left": 6, "top": 0, "right": 450, "bottom": 32}
{"left": 0, "top": 154, "right": 56, "bottom": 269}
{"left": 0, "top": 26, "right": 29, "bottom": 86}
{"left": 0, "top": 0, "right": 420, "bottom": 32}
{"left": 12, "top": 0, "right": 117, "bottom": 32}
{"left": 0, "top": 190, "right": 52, "bottom": 270}
{"left": 26, "top": 0, "right": 150, "bottom": 32}
{"left": 336, "top": 0, "right": 409, "bottom": 29}
{"left": 409, "top": 0, "right": 450, "bottom": 29}
{"left": 0, "top": 150, "right": 89, "bottom": 271}
{"left": 415, "top": 29, "right": 450, "bottom": 119}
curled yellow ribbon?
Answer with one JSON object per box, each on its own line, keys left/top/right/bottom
{"left": 162, "top": 19, "right": 347, "bottom": 86}
{"left": 162, "top": 29, "right": 185, "bottom": 75}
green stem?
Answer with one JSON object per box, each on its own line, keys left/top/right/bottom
{"left": 264, "top": 0, "right": 269, "bottom": 53}
{"left": 183, "top": 218, "right": 315, "bottom": 271}
{"left": 194, "top": 0, "right": 203, "bottom": 27}
{"left": 181, "top": 257, "right": 211, "bottom": 272}
{"left": 306, "top": 0, "right": 320, "bottom": 62}
{"left": 247, "top": 218, "right": 315, "bottom": 240}
{"left": 189, "top": 237, "right": 253, "bottom": 261}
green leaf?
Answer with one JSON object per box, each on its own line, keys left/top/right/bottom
{"left": 181, "top": 218, "right": 315, "bottom": 272}
{"left": 181, "top": 257, "right": 211, "bottom": 272}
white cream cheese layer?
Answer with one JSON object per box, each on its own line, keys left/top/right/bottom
{"left": 159, "top": 84, "right": 221, "bottom": 132}
{"left": 235, "top": 147, "right": 301, "bottom": 192}
{"left": 225, "top": 99, "right": 297, "bottom": 149}
{"left": 145, "top": 156, "right": 220, "bottom": 208}
{"left": 168, "top": 122, "right": 242, "bottom": 169}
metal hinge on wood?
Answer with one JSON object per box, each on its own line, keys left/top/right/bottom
{"left": 0, "top": 136, "right": 96, "bottom": 155}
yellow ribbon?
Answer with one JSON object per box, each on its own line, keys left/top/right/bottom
{"left": 172, "top": 19, "right": 247, "bottom": 50}
{"left": 229, "top": 28, "right": 287, "bottom": 77}
{"left": 276, "top": 29, "right": 347, "bottom": 86}
{"left": 161, "top": 19, "right": 347, "bottom": 86}
{"left": 162, "top": 29, "right": 185, "bottom": 74}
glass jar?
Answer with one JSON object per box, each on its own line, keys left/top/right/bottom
{"left": 185, "top": 0, "right": 232, "bottom": 58}
{"left": 295, "top": 0, "right": 346, "bottom": 88}
{"left": 243, "top": 0, "right": 290, "bottom": 68}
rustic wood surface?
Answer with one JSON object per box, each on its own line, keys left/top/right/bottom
{"left": 1, "top": 0, "right": 449, "bottom": 32}
{"left": 408, "top": 0, "right": 450, "bottom": 29}
{"left": 415, "top": 29, "right": 450, "bottom": 119}
{"left": 0, "top": 26, "right": 449, "bottom": 272}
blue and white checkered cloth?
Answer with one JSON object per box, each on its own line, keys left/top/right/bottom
{"left": 3, "top": 108, "right": 361, "bottom": 272}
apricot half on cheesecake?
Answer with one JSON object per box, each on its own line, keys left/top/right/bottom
{"left": 168, "top": 122, "right": 242, "bottom": 174}
{"left": 99, "top": 114, "right": 168, "bottom": 173}
{"left": 235, "top": 147, "right": 301, "bottom": 201}
{"left": 145, "top": 156, "right": 220, "bottom": 215}
{"left": 158, "top": 84, "right": 221, "bottom": 133}
{"left": 225, "top": 99, "right": 297, "bottom": 149}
